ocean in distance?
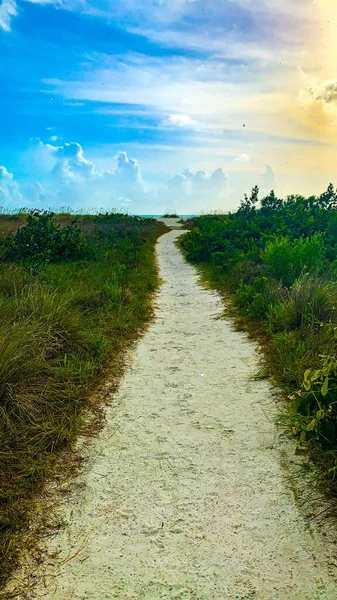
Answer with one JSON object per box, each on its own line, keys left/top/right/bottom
{"left": 139, "top": 215, "right": 198, "bottom": 219}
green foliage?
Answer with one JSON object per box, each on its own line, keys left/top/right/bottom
{"left": 267, "top": 275, "right": 337, "bottom": 332}
{"left": 289, "top": 351, "right": 337, "bottom": 449}
{"left": 0, "top": 210, "right": 90, "bottom": 273}
{"left": 263, "top": 234, "right": 325, "bottom": 287}
{"left": 233, "top": 277, "right": 280, "bottom": 321}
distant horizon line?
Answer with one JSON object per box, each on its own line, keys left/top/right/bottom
{"left": 0, "top": 207, "right": 232, "bottom": 218}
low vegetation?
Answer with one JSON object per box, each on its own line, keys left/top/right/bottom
{"left": 179, "top": 184, "right": 337, "bottom": 504}
{"left": 0, "top": 210, "right": 166, "bottom": 587}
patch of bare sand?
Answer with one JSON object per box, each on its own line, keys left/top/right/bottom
{"left": 157, "top": 217, "right": 184, "bottom": 229}
{"left": 10, "top": 228, "right": 337, "bottom": 599}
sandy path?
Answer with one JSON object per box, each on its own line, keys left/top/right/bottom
{"left": 26, "top": 224, "right": 336, "bottom": 599}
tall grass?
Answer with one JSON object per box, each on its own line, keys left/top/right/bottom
{"left": 0, "top": 212, "right": 166, "bottom": 587}
{"left": 267, "top": 275, "right": 337, "bottom": 332}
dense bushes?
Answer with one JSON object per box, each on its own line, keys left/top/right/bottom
{"left": 0, "top": 210, "right": 90, "bottom": 272}
{"left": 263, "top": 234, "right": 325, "bottom": 287}
{"left": 180, "top": 183, "right": 337, "bottom": 500}
{"left": 0, "top": 211, "right": 166, "bottom": 587}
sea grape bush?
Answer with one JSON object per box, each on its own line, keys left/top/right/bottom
{"left": 289, "top": 350, "right": 337, "bottom": 448}
{"left": 0, "top": 210, "right": 90, "bottom": 272}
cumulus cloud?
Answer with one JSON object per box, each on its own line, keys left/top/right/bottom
{"left": 20, "top": 140, "right": 147, "bottom": 211}
{"left": 0, "top": 165, "right": 23, "bottom": 207}
{"left": 298, "top": 75, "right": 337, "bottom": 107}
{"left": 114, "top": 151, "right": 142, "bottom": 187}
{"left": 53, "top": 141, "right": 96, "bottom": 180}
{"left": 0, "top": 164, "right": 51, "bottom": 209}
{"left": 6, "top": 138, "right": 232, "bottom": 213}
{"left": 183, "top": 167, "right": 228, "bottom": 189}
{"left": 21, "top": 181, "right": 49, "bottom": 206}
{"left": 296, "top": 72, "right": 337, "bottom": 134}
{"left": 1, "top": 139, "right": 277, "bottom": 214}
{"left": 0, "top": 0, "right": 17, "bottom": 32}
{"left": 105, "top": 151, "right": 145, "bottom": 207}
{"left": 260, "top": 164, "right": 277, "bottom": 192}
{"left": 166, "top": 166, "right": 228, "bottom": 211}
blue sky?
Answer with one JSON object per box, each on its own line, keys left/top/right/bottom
{"left": 0, "top": 0, "right": 336, "bottom": 213}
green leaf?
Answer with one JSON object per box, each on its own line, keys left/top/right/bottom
{"left": 306, "top": 419, "right": 317, "bottom": 432}
{"left": 299, "top": 431, "right": 307, "bottom": 443}
{"left": 316, "top": 410, "right": 322, "bottom": 420}
{"left": 321, "top": 378, "right": 329, "bottom": 397}
{"left": 304, "top": 369, "right": 311, "bottom": 382}
{"left": 310, "top": 370, "right": 321, "bottom": 382}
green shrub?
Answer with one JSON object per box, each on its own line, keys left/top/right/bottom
{"left": 1, "top": 210, "right": 90, "bottom": 273}
{"left": 179, "top": 227, "right": 211, "bottom": 262}
{"left": 289, "top": 352, "right": 337, "bottom": 449}
{"left": 211, "top": 248, "right": 243, "bottom": 271}
{"left": 233, "top": 277, "right": 281, "bottom": 321}
{"left": 263, "top": 234, "right": 325, "bottom": 288}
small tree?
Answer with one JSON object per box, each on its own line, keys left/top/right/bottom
{"left": 261, "top": 189, "right": 282, "bottom": 211}
{"left": 239, "top": 185, "right": 259, "bottom": 212}
{"left": 318, "top": 183, "right": 337, "bottom": 210}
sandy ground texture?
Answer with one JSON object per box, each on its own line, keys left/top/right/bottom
{"left": 14, "top": 220, "right": 337, "bottom": 599}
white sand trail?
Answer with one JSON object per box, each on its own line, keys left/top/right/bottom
{"left": 25, "top": 224, "right": 337, "bottom": 599}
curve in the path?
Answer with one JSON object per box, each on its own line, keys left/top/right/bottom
{"left": 23, "top": 229, "right": 337, "bottom": 599}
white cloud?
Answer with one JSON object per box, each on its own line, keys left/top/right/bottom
{"left": 42, "top": 48, "right": 310, "bottom": 147}
{"left": 21, "top": 181, "right": 48, "bottom": 206}
{"left": 43, "top": 52, "right": 273, "bottom": 118}
{"left": 298, "top": 75, "right": 337, "bottom": 108}
{"left": 112, "top": 151, "right": 143, "bottom": 198}
{"left": 53, "top": 141, "right": 96, "bottom": 180}
{"left": 114, "top": 151, "right": 141, "bottom": 185}
{"left": 50, "top": 135, "right": 58, "bottom": 142}
{"left": 35, "top": 0, "right": 335, "bottom": 151}
{"left": 166, "top": 114, "right": 197, "bottom": 128}
{"left": 0, "top": 165, "right": 23, "bottom": 207}
{"left": 25, "top": 0, "right": 61, "bottom": 4}
{"left": 0, "top": 0, "right": 17, "bottom": 32}
{"left": 0, "top": 164, "right": 50, "bottom": 210}
{"left": 21, "top": 140, "right": 148, "bottom": 211}
{"left": 297, "top": 73, "right": 337, "bottom": 126}
{"left": 2, "top": 139, "right": 279, "bottom": 214}
{"left": 165, "top": 166, "right": 228, "bottom": 212}
{"left": 260, "top": 164, "right": 277, "bottom": 192}
{"left": 234, "top": 153, "right": 250, "bottom": 163}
